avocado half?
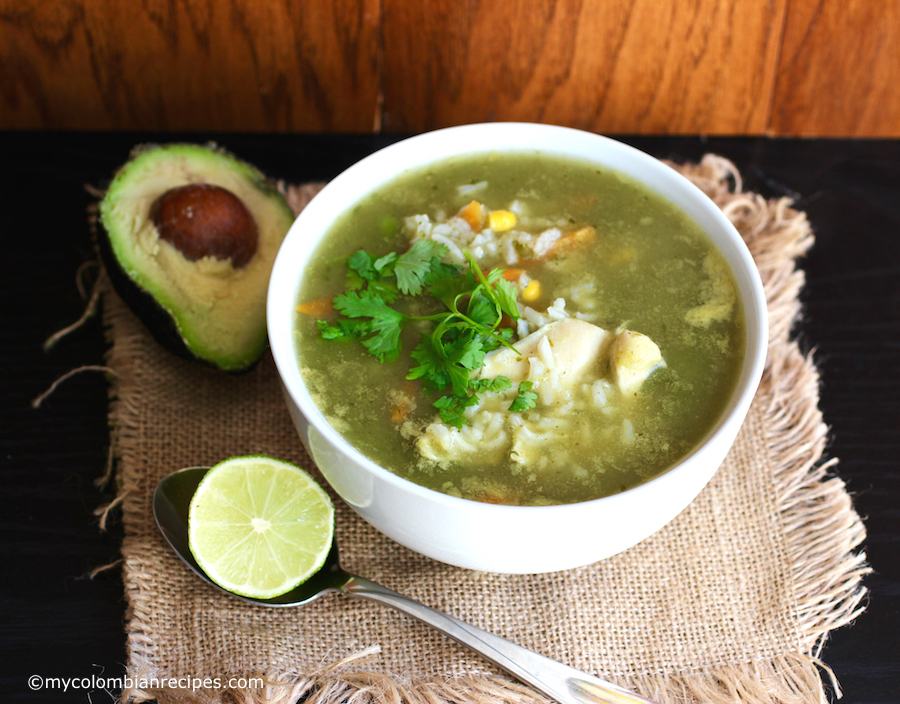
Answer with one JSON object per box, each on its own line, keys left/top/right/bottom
{"left": 98, "top": 143, "right": 295, "bottom": 372}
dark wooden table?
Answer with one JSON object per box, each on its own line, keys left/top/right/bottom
{"left": 2, "top": 133, "right": 897, "bottom": 703}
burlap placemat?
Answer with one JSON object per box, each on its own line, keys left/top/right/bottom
{"left": 98, "top": 156, "right": 869, "bottom": 704}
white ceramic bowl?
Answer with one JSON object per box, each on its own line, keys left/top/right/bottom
{"left": 267, "top": 123, "right": 768, "bottom": 574}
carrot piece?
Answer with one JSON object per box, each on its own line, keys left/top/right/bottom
{"left": 296, "top": 296, "right": 335, "bottom": 317}
{"left": 390, "top": 403, "right": 409, "bottom": 424}
{"left": 459, "top": 200, "right": 484, "bottom": 232}
{"left": 390, "top": 380, "right": 419, "bottom": 424}
{"left": 500, "top": 268, "right": 526, "bottom": 282}
{"left": 469, "top": 482, "right": 521, "bottom": 504}
{"left": 547, "top": 225, "right": 597, "bottom": 256}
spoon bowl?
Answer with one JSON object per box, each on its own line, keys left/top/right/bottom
{"left": 153, "top": 466, "right": 661, "bottom": 704}
{"left": 153, "top": 466, "right": 351, "bottom": 607}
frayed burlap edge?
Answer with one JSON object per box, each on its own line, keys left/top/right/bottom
{"left": 101, "top": 156, "right": 869, "bottom": 704}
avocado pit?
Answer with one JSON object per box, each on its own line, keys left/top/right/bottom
{"left": 150, "top": 183, "right": 259, "bottom": 268}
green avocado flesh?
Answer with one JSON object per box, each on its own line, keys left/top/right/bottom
{"left": 98, "top": 143, "right": 295, "bottom": 372}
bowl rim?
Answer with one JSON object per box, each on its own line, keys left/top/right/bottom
{"left": 267, "top": 122, "right": 768, "bottom": 515}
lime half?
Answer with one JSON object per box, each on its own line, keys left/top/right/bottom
{"left": 187, "top": 456, "right": 335, "bottom": 599}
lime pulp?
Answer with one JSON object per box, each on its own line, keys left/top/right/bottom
{"left": 187, "top": 455, "right": 335, "bottom": 599}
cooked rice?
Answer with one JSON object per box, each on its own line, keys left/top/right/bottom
{"left": 406, "top": 190, "right": 662, "bottom": 476}
{"left": 405, "top": 204, "right": 569, "bottom": 268}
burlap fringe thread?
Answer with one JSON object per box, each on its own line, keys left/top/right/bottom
{"left": 105, "top": 156, "right": 868, "bottom": 704}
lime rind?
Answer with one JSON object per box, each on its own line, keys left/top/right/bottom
{"left": 187, "top": 455, "right": 335, "bottom": 599}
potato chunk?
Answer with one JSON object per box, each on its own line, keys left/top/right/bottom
{"left": 610, "top": 329, "right": 664, "bottom": 394}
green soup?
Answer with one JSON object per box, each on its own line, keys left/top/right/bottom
{"left": 294, "top": 151, "right": 745, "bottom": 505}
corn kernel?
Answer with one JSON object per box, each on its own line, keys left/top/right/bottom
{"left": 522, "top": 280, "right": 541, "bottom": 302}
{"left": 488, "top": 209, "right": 517, "bottom": 232}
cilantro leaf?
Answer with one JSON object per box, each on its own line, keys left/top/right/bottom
{"left": 493, "top": 277, "right": 521, "bottom": 319}
{"left": 445, "top": 330, "right": 486, "bottom": 372}
{"left": 424, "top": 260, "right": 463, "bottom": 287}
{"left": 433, "top": 393, "right": 480, "bottom": 429}
{"left": 407, "top": 337, "right": 451, "bottom": 390}
{"left": 433, "top": 376, "right": 513, "bottom": 428}
{"left": 395, "top": 240, "right": 449, "bottom": 295}
{"left": 347, "top": 250, "right": 378, "bottom": 282}
{"left": 317, "top": 318, "right": 370, "bottom": 341}
{"left": 427, "top": 265, "right": 475, "bottom": 305}
{"left": 444, "top": 356, "right": 473, "bottom": 396}
{"left": 469, "top": 376, "right": 512, "bottom": 394}
{"left": 333, "top": 290, "right": 406, "bottom": 362}
{"left": 485, "top": 268, "right": 505, "bottom": 284}
{"left": 374, "top": 252, "right": 398, "bottom": 273}
{"left": 316, "top": 320, "right": 348, "bottom": 341}
{"left": 366, "top": 278, "right": 400, "bottom": 304}
{"left": 465, "top": 291, "right": 500, "bottom": 328}
{"left": 361, "top": 312, "right": 405, "bottom": 362}
{"left": 333, "top": 290, "right": 386, "bottom": 318}
{"left": 482, "top": 325, "right": 515, "bottom": 352}
{"left": 345, "top": 250, "right": 400, "bottom": 302}
{"left": 322, "top": 244, "right": 533, "bottom": 421}
{"left": 509, "top": 381, "right": 538, "bottom": 412}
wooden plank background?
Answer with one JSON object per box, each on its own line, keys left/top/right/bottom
{"left": 1, "top": 0, "right": 898, "bottom": 136}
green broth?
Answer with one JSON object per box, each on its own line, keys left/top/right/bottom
{"left": 294, "top": 151, "right": 745, "bottom": 505}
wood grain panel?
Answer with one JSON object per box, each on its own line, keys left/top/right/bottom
{"left": 379, "top": 0, "right": 788, "bottom": 135}
{"left": 0, "top": 0, "right": 381, "bottom": 131}
{"left": 770, "top": 0, "right": 900, "bottom": 137}
{"left": 2, "top": 0, "right": 899, "bottom": 135}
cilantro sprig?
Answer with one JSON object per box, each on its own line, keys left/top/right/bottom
{"left": 316, "top": 240, "right": 538, "bottom": 426}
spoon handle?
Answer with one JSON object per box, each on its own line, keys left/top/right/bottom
{"left": 343, "top": 575, "right": 659, "bottom": 704}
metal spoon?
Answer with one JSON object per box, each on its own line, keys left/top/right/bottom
{"left": 153, "top": 466, "right": 660, "bottom": 704}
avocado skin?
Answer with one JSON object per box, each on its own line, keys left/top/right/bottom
{"left": 97, "top": 143, "right": 294, "bottom": 373}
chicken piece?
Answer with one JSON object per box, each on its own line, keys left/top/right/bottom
{"left": 479, "top": 318, "right": 611, "bottom": 386}
{"left": 610, "top": 329, "right": 664, "bottom": 394}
